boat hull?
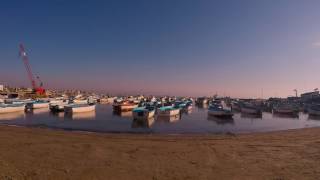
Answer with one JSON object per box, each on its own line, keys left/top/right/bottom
{"left": 26, "top": 102, "right": 49, "bottom": 109}
{"left": 133, "top": 110, "right": 155, "bottom": 120}
{"left": 208, "top": 110, "right": 233, "bottom": 118}
{"left": 308, "top": 108, "right": 320, "bottom": 116}
{"left": 65, "top": 105, "right": 96, "bottom": 113}
{"left": 0, "top": 105, "right": 25, "bottom": 114}
{"left": 241, "top": 107, "right": 261, "bottom": 114}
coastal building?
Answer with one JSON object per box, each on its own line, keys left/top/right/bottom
{"left": 0, "top": 85, "right": 4, "bottom": 91}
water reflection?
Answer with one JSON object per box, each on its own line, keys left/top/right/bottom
{"left": 196, "top": 104, "right": 208, "bottom": 109}
{"left": 308, "top": 115, "right": 320, "bottom": 120}
{"left": 273, "top": 113, "right": 299, "bottom": 119}
{"left": 51, "top": 112, "right": 65, "bottom": 118}
{"left": 113, "top": 111, "right": 132, "bottom": 117}
{"left": 241, "top": 113, "right": 262, "bottom": 119}
{"left": 207, "top": 116, "right": 234, "bottom": 125}
{"left": 132, "top": 118, "right": 155, "bottom": 128}
{"left": 26, "top": 108, "right": 50, "bottom": 115}
{"left": 65, "top": 112, "right": 96, "bottom": 120}
{"left": 156, "top": 115, "right": 181, "bottom": 123}
{"left": 182, "top": 109, "right": 192, "bottom": 115}
{"left": 0, "top": 112, "right": 25, "bottom": 120}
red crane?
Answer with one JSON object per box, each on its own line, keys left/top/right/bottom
{"left": 19, "top": 43, "right": 45, "bottom": 95}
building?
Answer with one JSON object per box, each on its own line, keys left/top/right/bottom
{"left": 0, "top": 85, "right": 4, "bottom": 91}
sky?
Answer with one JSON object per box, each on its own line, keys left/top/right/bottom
{"left": 1, "top": 0, "right": 320, "bottom": 98}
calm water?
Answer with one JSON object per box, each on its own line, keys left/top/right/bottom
{"left": 0, "top": 104, "right": 320, "bottom": 134}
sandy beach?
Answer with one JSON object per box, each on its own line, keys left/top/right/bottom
{"left": 0, "top": 126, "right": 319, "bottom": 180}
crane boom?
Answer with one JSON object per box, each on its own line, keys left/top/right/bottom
{"left": 19, "top": 43, "right": 37, "bottom": 89}
{"left": 19, "top": 43, "right": 45, "bottom": 95}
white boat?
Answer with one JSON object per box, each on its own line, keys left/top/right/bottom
{"left": 65, "top": 104, "right": 96, "bottom": 113}
{"left": 308, "top": 104, "right": 320, "bottom": 116}
{"left": 133, "top": 107, "right": 155, "bottom": 120}
{"left": 157, "top": 106, "right": 180, "bottom": 117}
{"left": 0, "top": 104, "right": 25, "bottom": 114}
{"left": 26, "top": 101, "right": 49, "bottom": 110}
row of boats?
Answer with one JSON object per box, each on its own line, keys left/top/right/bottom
{"left": 198, "top": 97, "right": 320, "bottom": 118}
{"left": 113, "top": 99, "right": 193, "bottom": 121}
{"left": 1, "top": 95, "right": 320, "bottom": 121}
{"left": 0, "top": 99, "right": 96, "bottom": 115}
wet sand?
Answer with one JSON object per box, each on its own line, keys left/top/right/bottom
{"left": 0, "top": 126, "right": 319, "bottom": 180}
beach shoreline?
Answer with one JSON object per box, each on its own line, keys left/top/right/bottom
{"left": 0, "top": 125, "right": 319, "bottom": 179}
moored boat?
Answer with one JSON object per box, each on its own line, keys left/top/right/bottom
{"left": 133, "top": 106, "right": 155, "bottom": 120}
{"left": 241, "top": 102, "right": 262, "bottom": 115}
{"left": 0, "top": 104, "right": 25, "bottom": 114}
{"left": 64, "top": 104, "right": 96, "bottom": 113}
{"left": 157, "top": 106, "right": 180, "bottom": 117}
{"left": 308, "top": 104, "right": 320, "bottom": 116}
{"left": 208, "top": 104, "right": 233, "bottom": 118}
{"left": 273, "top": 103, "right": 298, "bottom": 115}
{"left": 26, "top": 101, "right": 49, "bottom": 110}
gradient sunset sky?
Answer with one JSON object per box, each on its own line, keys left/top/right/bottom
{"left": 1, "top": 0, "right": 320, "bottom": 98}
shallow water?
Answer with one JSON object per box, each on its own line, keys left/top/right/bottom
{"left": 0, "top": 104, "right": 320, "bottom": 134}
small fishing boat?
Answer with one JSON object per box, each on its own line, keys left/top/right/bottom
{"left": 113, "top": 101, "right": 138, "bottom": 112}
{"left": 26, "top": 100, "right": 49, "bottom": 110}
{"left": 273, "top": 103, "right": 298, "bottom": 115}
{"left": 208, "top": 104, "right": 234, "bottom": 118}
{"left": 241, "top": 102, "right": 262, "bottom": 115}
{"left": 308, "top": 104, "right": 320, "bottom": 116}
{"left": 157, "top": 106, "right": 180, "bottom": 117}
{"left": 64, "top": 104, "right": 96, "bottom": 113}
{"left": 133, "top": 106, "right": 155, "bottom": 120}
{"left": 0, "top": 104, "right": 25, "bottom": 114}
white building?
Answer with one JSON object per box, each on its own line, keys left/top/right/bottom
{"left": 0, "top": 85, "right": 4, "bottom": 91}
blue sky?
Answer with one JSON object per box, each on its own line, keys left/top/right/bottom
{"left": 1, "top": 0, "right": 320, "bottom": 97}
